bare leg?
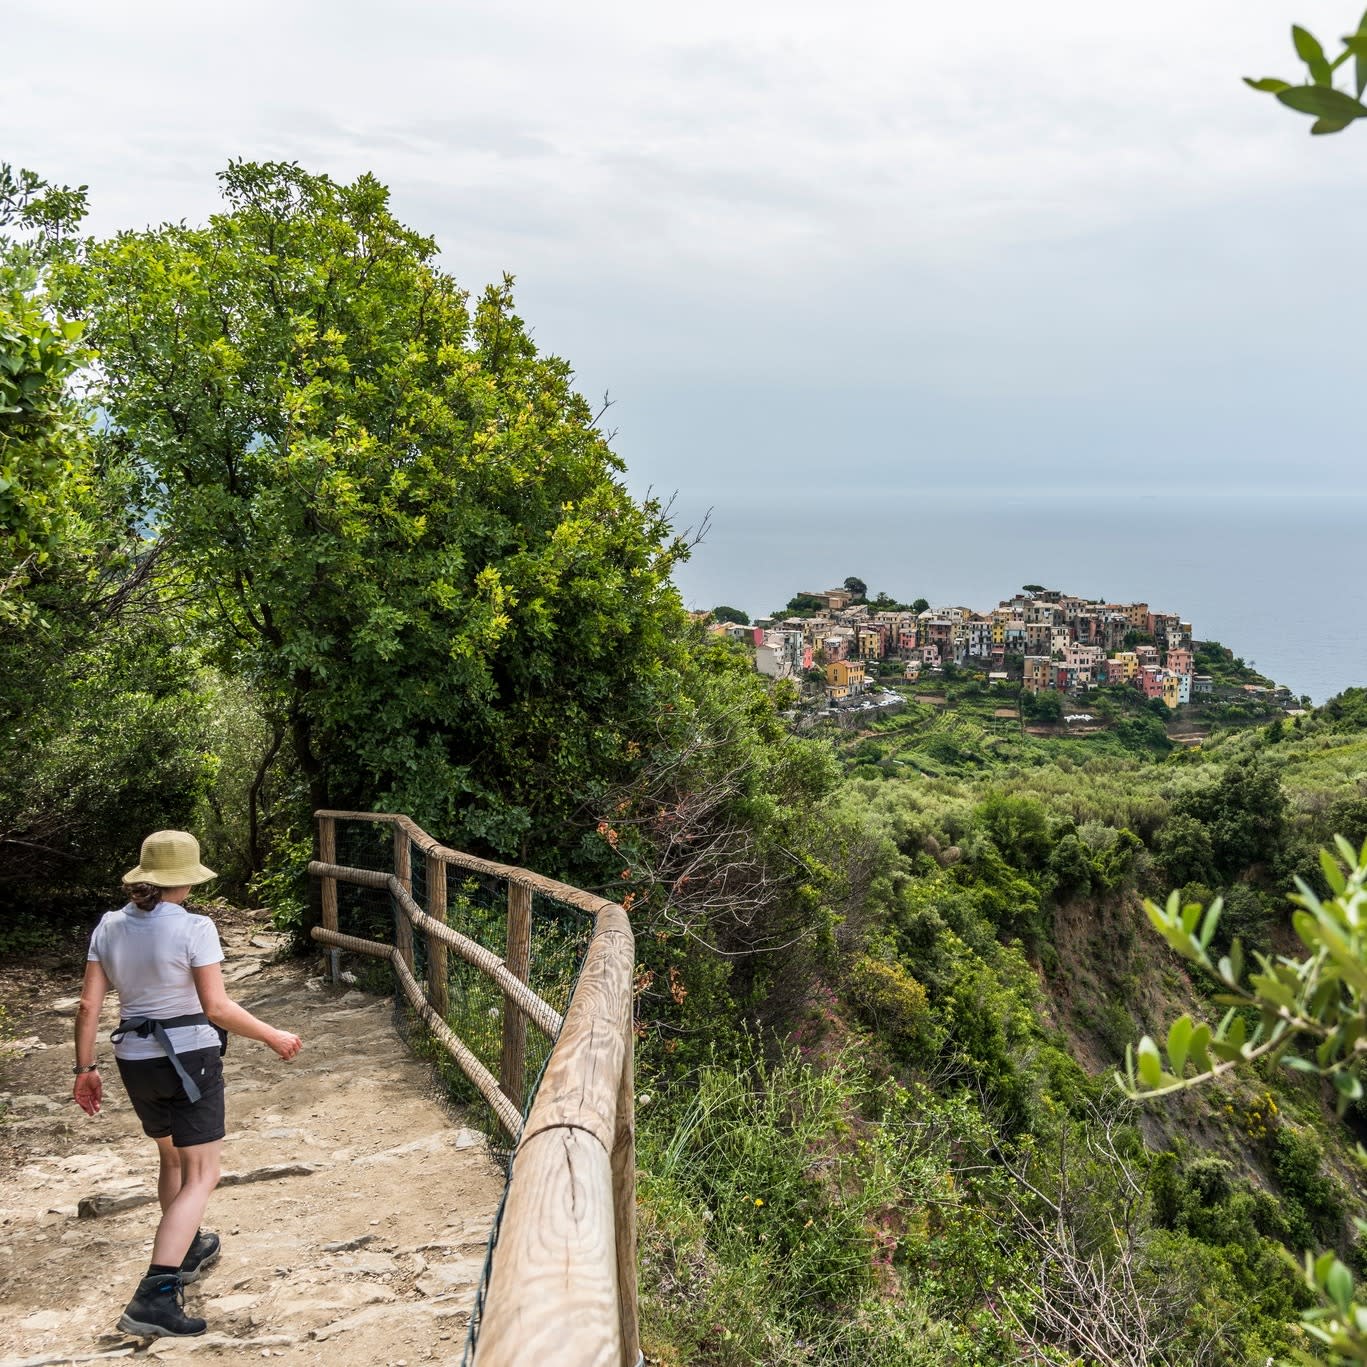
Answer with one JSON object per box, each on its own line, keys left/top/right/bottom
{"left": 150, "top": 1139, "right": 222, "bottom": 1268}
{"left": 154, "top": 1134, "right": 183, "bottom": 1214}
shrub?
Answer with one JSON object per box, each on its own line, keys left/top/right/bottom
{"left": 845, "top": 955, "right": 936, "bottom": 1059}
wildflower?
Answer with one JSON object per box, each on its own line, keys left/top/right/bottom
{"left": 754, "top": 1198, "right": 764, "bottom": 1207}
{"left": 637, "top": 1092, "right": 653, "bottom": 1108}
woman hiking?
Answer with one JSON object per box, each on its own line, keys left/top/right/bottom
{"left": 72, "top": 830, "right": 303, "bottom": 1338}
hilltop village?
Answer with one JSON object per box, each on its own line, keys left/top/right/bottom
{"left": 708, "top": 584, "right": 1283, "bottom": 710}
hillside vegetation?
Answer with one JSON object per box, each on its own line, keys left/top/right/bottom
{"left": 5, "top": 161, "right": 1367, "bottom": 1365}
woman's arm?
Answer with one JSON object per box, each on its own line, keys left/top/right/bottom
{"left": 73, "top": 960, "right": 109, "bottom": 1115}
{"left": 192, "top": 962, "right": 302, "bottom": 1060}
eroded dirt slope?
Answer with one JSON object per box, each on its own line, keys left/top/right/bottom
{"left": 0, "top": 909, "right": 504, "bottom": 1367}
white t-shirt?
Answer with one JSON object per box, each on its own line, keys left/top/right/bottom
{"left": 88, "top": 903, "right": 224, "bottom": 1060}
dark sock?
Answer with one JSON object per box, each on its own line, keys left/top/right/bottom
{"left": 147, "top": 1263, "right": 179, "bottom": 1278}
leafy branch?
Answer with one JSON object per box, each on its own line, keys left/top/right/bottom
{"left": 1247, "top": 11, "right": 1367, "bottom": 133}
{"left": 1120, "top": 837, "right": 1367, "bottom": 1362}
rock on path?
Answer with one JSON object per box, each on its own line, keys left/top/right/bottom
{"left": 0, "top": 911, "right": 504, "bottom": 1366}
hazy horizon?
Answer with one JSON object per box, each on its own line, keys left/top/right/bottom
{"left": 668, "top": 488, "right": 1367, "bottom": 704}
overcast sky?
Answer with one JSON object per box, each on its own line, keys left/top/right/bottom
{"left": 7, "top": 1, "right": 1366, "bottom": 521}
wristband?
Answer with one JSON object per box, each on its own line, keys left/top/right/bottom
{"left": 73, "top": 1063, "right": 100, "bottom": 1075}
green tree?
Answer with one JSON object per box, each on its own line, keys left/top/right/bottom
{"left": 910, "top": 597, "right": 929, "bottom": 613}
{"left": 843, "top": 576, "right": 866, "bottom": 600}
{"left": 1153, "top": 812, "right": 1217, "bottom": 887}
{"left": 0, "top": 166, "right": 91, "bottom": 618}
{"left": 0, "top": 168, "right": 217, "bottom": 910}
{"left": 974, "top": 791, "right": 1051, "bottom": 872}
{"left": 1169, "top": 759, "right": 1288, "bottom": 877}
{"left": 710, "top": 604, "right": 750, "bottom": 626}
{"left": 1025, "top": 689, "right": 1064, "bottom": 723}
{"left": 71, "top": 162, "right": 693, "bottom": 867}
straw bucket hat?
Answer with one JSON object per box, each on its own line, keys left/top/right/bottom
{"left": 124, "top": 830, "right": 217, "bottom": 887}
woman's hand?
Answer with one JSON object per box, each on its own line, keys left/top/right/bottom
{"left": 73, "top": 1070, "right": 103, "bottom": 1115}
{"left": 267, "top": 1029, "right": 302, "bottom": 1061}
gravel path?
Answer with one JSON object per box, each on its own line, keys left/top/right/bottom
{"left": 0, "top": 909, "right": 504, "bottom": 1367}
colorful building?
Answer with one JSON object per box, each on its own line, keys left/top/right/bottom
{"left": 826, "top": 658, "right": 867, "bottom": 702}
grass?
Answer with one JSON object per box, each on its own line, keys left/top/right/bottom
{"left": 634, "top": 1045, "right": 1009, "bottom": 1366}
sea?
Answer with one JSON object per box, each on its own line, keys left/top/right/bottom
{"left": 668, "top": 490, "right": 1367, "bottom": 705}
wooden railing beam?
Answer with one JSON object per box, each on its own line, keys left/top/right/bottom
{"left": 308, "top": 861, "right": 563, "bottom": 1040}
{"left": 613, "top": 1003, "right": 639, "bottom": 1366}
{"left": 315, "top": 809, "right": 622, "bottom": 919}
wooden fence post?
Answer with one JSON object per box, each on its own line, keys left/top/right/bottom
{"left": 499, "top": 882, "right": 532, "bottom": 1109}
{"left": 427, "top": 855, "right": 449, "bottom": 1018}
{"left": 393, "top": 823, "right": 415, "bottom": 975}
{"left": 317, "top": 814, "right": 338, "bottom": 981}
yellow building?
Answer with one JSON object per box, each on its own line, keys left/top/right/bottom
{"left": 1161, "top": 673, "right": 1181, "bottom": 710}
{"left": 1109, "top": 651, "right": 1139, "bottom": 682}
{"left": 826, "top": 659, "right": 866, "bottom": 701}
{"left": 857, "top": 628, "right": 885, "bottom": 659}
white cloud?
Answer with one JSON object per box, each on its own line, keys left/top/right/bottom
{"left": 5, "top": 0, "right": 1365, "bottom": 492}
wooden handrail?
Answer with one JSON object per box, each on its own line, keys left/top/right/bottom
{"left": 309, "top": 811, "right": 639, "bottom": 1367}
{"left": 315, "top": 809, "right": 623, "bottom": 919}
{"left": 474, "top": 904, "right": 638, "bottom": 1367}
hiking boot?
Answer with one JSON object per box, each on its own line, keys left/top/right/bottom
{"left": 179, "top": 1230, "right": 221, "bottom": 1283}
{"left": 116, "top": 1273, "right": 206, "bottom": 1338}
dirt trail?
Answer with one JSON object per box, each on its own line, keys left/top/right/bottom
{"left": 0, "top": 909, "right": 504, "bottom": 1367}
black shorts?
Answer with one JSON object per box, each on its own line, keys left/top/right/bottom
{"left": 115, "top": 1047, "right": 225, "bottom": 1148}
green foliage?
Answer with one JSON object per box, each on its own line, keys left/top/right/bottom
{"left": 249, "top": 828, "right": 314, "bottom": 940}
{"left": 1125, "top": 840, "right": 1367, "bottom": 1359}
{"left": 1154, "top": 811, "right": 1216, "bottom": 886}
{"left": 1046, "top": 832, "right": 1094, "bottom": 897}
{"left": 0, "top": 165, "right": 93, "bottom": 620}
{"left": 637, "top": 1049, "right": 951, "bottom": 1365}
{"left": 1194, "top": 639, "right": 1275, "bottom": 687}
{"left": 1245, "top": 11, "right": 1367, "bottom": 134}
{"left": 1022, "top": 689, "right": 1063, "bottom": 722}
{"left": 1275, "top": 1126, "right": 1345, "bottom": 1247}
{"left": 0, "top": 616, "right": 215, "bottom": 911}
{"left": 845, "top": 954, "right": 934, "bottom": 1059}
{"left": 0, "top": 291, "right": 89, "bottom": 599}
{"left": 1170, "top": 758, "right": 1289, "bottom": 876}
{"left": 710, "top": 604, "right": 750, "bottom": 626}
{"left": 72, "top": 162, "right": 694, "bottom": 869}
{"left": 973, "top": 791, "right": 1051, "bottom": 870}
